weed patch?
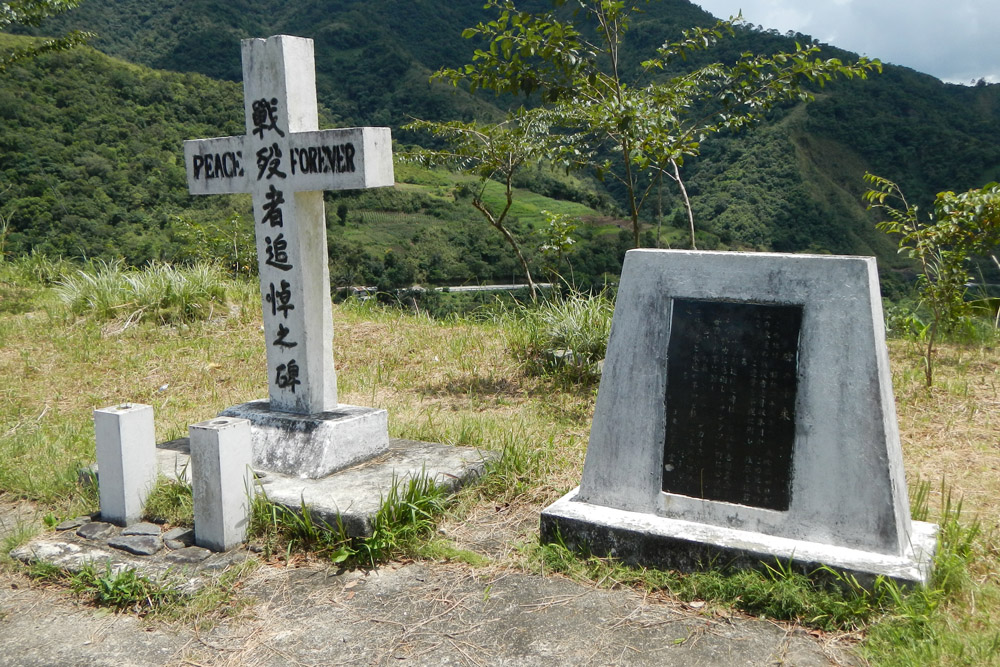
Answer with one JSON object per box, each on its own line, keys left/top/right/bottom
{"left": 142, "top": 476, "right": 193, "bottom": 527}
{"left": 493, "top": 290, "right": 614, "bottom": 384}
{"left": 69, "top": 563, "right": 182, "bottom": 614}
{"left": 249, "top": 472, "right": 450, "bottom": 569}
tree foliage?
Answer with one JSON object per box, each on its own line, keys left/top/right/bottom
{"left": 6, "top": 0, "right": 1000, "bottom": 292}
{"left": 405, "top": 109, "right": 558, "bottom": 298}
{"left": 436, "top": 0, "right": 881, "bottom": 248}
{"left": 1, "top": 0, "right": 91, "bottom": 71}
{"left": 864, "top": 174, "right": 1000, "bottom": 385}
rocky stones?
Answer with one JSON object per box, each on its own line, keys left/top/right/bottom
{"left": 109, "top": 535, "right": 164, "bottom": 556}
{"left": 55, "top": 516, "right": 91, "bottom": 531}
{"left": 163, "top": 527, "right": 195, "bottom": 550}
{"left": 164, "top": 546, "right": 212, "bottom": 564}
{"left": 10, "top": 516, "right": 252, "bottom": 595}
{"left": 122, "top": 522, "right": 162, "bottom": 536}
{"left": 77, "top": 521, "right": 116, "bottom": 540}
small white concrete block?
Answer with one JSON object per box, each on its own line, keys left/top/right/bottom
{"left": 93, "top": 403, "right": 157, "bottom": 526}
{"left": 190, "top": 417, "right": 255, "bottom": 552}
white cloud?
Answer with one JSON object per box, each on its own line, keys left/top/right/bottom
{"left": 693, "top": 0, "right": 1000, "bottom": 83}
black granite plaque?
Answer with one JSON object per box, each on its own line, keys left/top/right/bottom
{"left": 662, "top": 299, "right": 802, "bottom": 510}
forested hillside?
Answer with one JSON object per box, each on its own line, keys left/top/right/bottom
{"left": 0, "top": 34, "right": 628, "bottom": 288}
{"left": 0, "top": 34, "right": 244, "bottom": 262}
{"left": 6, "top": 0, "right": 1000, "bottom": 287}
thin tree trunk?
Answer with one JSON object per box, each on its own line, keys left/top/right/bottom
{"left": 671, "top": 160, "right": 696, "bottom": 250}
{"left": 472, "top": 198, "right": 537, "bottom": 301}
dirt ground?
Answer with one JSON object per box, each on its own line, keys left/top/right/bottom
{"left": 0, "top": 500, "right": 862, "bottom": 667}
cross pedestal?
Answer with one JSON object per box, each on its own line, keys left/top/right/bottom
{"left": 185, "top": 35, "right": 392, "bottom": 478}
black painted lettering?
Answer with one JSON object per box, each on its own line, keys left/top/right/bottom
{"left": 204, "top": 156, "right": 215, "bottom": 179}
{"left": 306, "top": 147, "right": 317, "bottom": 174}
{"left": 193, "top": 155, "right": 204, "bottom": 179}
{"left": 317, "top": 146, "right": 327, "bottom": 174}
{"left": 321, "top": 145, "right": 335, "bottom": 173}
{"left": 335, "top": 145, "right": 344, "bottom": 172}
{"left": 344, "top": 143, "right": 356, "bottom": 172}
{"left": 289, "top": 148, "right": 298, "bottom": 175}
{"left": 223, "top": 152, "right": 238, "bottom": 178}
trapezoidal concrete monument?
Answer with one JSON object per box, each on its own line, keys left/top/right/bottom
{"left": 540, "top": 249, "right": 937, "bottom": 586}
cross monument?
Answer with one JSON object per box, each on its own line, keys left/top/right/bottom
{"left": 184, "top": 35, "right": 393, "bottom": 478}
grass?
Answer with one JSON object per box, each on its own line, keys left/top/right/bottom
{"left": 2, "top": 262, "right": 999, "bottom": 663}
{"left": 488, "top": 289, "right": 615, "bottom": 384}
{"left": 248, "top": 471, "right": 452, "bottom": 569}
{"left": 23, "top": 556, "right": 257, "bottom": 628}
{"left": 533, "top": 479, "right": 994, "bottom": 658}
{"left": 141, "top": 475, "right": 193, "bottom": 527}
{"left": 70, "top": 562, "right": 183, "bottom": 614}
{"left": 53, "top": 259, "right": 255, "bottom": 325}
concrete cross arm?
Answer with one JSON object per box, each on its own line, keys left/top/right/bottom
{"left": 184, "top": 126, "right": 394, "bottom": 197}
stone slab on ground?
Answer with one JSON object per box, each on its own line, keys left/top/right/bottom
{"left": 255, "top": 438, "right": 492, "bottom": 536}
{"left": 93, "top": 438, "right": 491, "bottom": 538}
{"left": 151, "top": 437, "right": 490, "bottom": 537}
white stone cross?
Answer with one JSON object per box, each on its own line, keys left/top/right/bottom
{"left": 184, "top": 35, "right": 393, "bottom": 415}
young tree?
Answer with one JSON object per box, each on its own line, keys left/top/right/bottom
{"left": 436, "top": 0, "right": 880, "bottom": 248}
{"left": 864, "top": 174, "right": 1000, "bottom": 386}
{"left": 538, "top": 209, "right": 578, "bottom": 285}
{"left": 1, "top": 1, "right": 91, "bottom": 72}
{"left": 405, "top": 108, "right": 554, "bottom": 299}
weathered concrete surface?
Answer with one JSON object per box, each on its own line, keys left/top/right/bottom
{"left": 563, "top": 249, "right": 935, "bottom": 585}
{"left": 219, "top": 400, "right": 389, "bottom": 479}
{"left": 1, "top": 498, "right": 863, "bottom": 666}
{"left": 0, "top": 561, "right": 860, "bottom": 666}
{"left": 256, "top": 438, "right": 493, "bottom": 536}
{"left": 543, "top": 487, "right": 938, "bottom": 588}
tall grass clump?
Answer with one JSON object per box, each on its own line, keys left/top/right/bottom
{"left": 248, "top": 472, "right": 450, "bottom": 568}
{"left": 142, "top": 476, "right": 194, "bottom": 527}
{"left": 497, "top": 290, "right": 614, "bottom": 383}
{"left": 54, "top": 259, "right": 237, "bottom": 323}
{"left": 0, "top": 250, "right": 73, "bottom": 286}
{"left": 0, "top": 251, "right": 73, "bottom": 314}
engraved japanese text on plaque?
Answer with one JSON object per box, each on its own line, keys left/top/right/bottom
{"left": 662, "top": 299, "right": 802, "bottom": 510}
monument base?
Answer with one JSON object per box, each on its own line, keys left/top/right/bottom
{"left": 219, "top": 400, "right": 388, "bottom": 479}
{"left": 540, "top": 488, "right": 938, "bottom": 588}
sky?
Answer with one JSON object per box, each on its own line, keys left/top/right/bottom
{"left": 692, "top": 0, "right": 1000, "bottom": 84}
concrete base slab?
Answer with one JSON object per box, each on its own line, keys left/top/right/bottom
{"left": 541, "top": 487, "right": 938, "bottom": 588}
{"left": 219, "top": 400, "right": 389, "bottom": 479}
{"left": 154, "top": 438, "right": 492, "bottom": 538}
{"left": 256, "top": 439, "right": 492, "bottom": 536}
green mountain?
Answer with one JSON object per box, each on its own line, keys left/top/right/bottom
{"left": 0, "top": 33, "right": 625, "bottom": 288}
{"left": 6, "top": 0, "right": 1000, "bottom": 289}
